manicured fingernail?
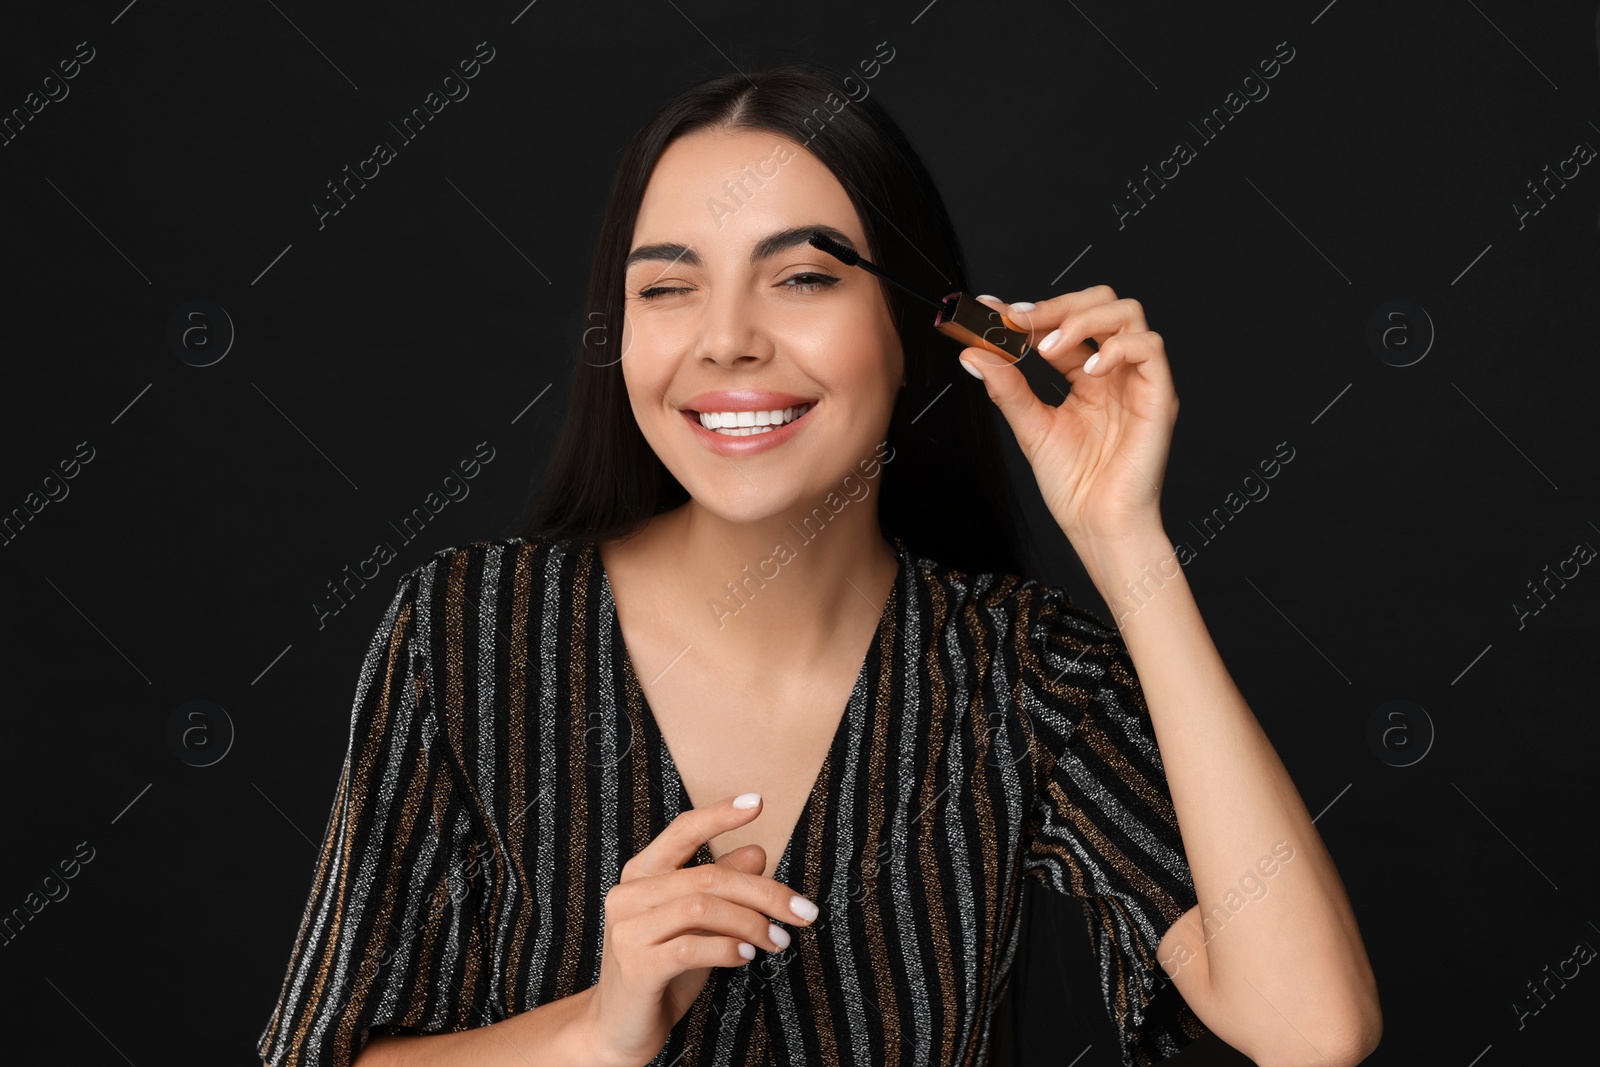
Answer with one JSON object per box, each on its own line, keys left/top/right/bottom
{"left": 769, "top": 925, "right": 792, "bottom": 951}
{"left": 733, "top": 792, "right": 761, "bottom": 809}
{"left": 959, "top": 356, "right": 985, "bottom": 381}
{"left": 738, "top": 941, "right": 757, "bottom": 961}
{"left": 1083, "top": 353, "right": 1101, "bottom": 374}
{"left": 1038, "top": 328, "right": 1061, "bottom": 354}
{"left": 976, "top": 294, "right": 1000, "bottom": 303}
{"left": 791, "top": 895, "right": 820, "bottom": 922}
{"left": 1009, "top": 301, "right": 1036, "bottom": 313}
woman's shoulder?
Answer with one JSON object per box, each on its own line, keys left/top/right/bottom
{"left": 896, "top": 538, "right": 1121, "bottom": 654}
{"left": 394, "top": 534, "right": 598, "bottom": 592}
{"left": 382, "top": 536, "right": 603, "bottom": 778}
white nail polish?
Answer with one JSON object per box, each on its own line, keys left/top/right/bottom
{"left": 738, "top": 941, "right": 756, "bottom": 961}
{"left": 1009, "top": 301, "right": 1036, "bottom": 312}
{"left": 1038, "top": 328, "right": 1061, "bottom": 354}
{"left": 791, "top": 895, "right": 820, "bottom": 922}
{"left": 1083, "top": 353, "right": 1100, "bottom": 374}
{"left": 733, "top": 792, "right": 761, "bottom": 809}
{"left": 769, "top": 925, "right": 792, "bottom": 951}
{"left": 960, "top": 357, "right": 985, "bottom": 381}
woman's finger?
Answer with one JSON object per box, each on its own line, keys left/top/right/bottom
{"left": 958, "top": 344, "right": 1061, "bottom": 461}
{"left": 618, "top": 855, "right": 818, "bottom": 928}
{"left": 654, "top": 932, "right": 762, "bottom": 972}
{"left": 622, "top": 793, "right": 764, "bottom": 878}
{"left": 657, "top": 891, "right": 794, "bottom": 953}
{"left": 1077, "top": 330, "right": 1177, "bottom": 397}
{"left": 1032, "top": 298, "right": 1151, "bottom": 371}
{"left": 978, "top": 285, "right": 1123, "bottom": 340}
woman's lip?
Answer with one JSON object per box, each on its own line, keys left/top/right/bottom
{"left": 681, "top": 401, "right": 816, "bottom": 456}
{"left": 680, "top": 400, "right": 819, "bottom": 414}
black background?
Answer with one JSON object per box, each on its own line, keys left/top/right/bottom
{"left": 2, "top": 1, "right": 1597, "bottom": 1064}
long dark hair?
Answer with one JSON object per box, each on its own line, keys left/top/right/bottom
{"left": 517, "top": 62, "right": 1031, "bottom": 580}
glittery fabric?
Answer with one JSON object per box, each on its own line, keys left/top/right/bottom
{"left": 256, "top": 536, "right": 1204, "bottom": 1067}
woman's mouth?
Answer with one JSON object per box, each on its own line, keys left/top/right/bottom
{"left": 684, "top": 401, "right": 815, "bottom": 437}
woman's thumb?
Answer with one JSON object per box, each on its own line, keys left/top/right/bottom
{"left": 714, "top": 843, "right": 769, "bottom": 877}
{"left": 959, "top": 348, "right": 1053, "bottom": 459}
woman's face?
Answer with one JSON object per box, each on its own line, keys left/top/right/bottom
{"left": 619, "top": 127, "right": 903, "bottom": 524}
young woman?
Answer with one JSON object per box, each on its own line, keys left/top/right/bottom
{"left": 258, "top": 64, "right": 1380, "bottom": 1067}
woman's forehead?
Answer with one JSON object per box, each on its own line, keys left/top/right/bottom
{"left": 633, "top": 128, "right": 865, "bottom": 252}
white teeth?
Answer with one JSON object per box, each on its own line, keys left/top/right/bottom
{"left": 697, "top": 402, "right": 813, "bottom": 435}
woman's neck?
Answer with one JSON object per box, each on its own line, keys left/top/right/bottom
{"left": 607, "top": 501, "right": 899, "bottom": 677}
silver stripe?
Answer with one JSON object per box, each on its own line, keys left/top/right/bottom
{"left": 829, "top": 670, "right": 875, "bottom": 1065}
{"left": 473, "top": 543, "right": 505, "bottom": 1011}
{"left": 420, "top": 801, "right": 472, "bottom": 1029}
{"left": 969, "top": 595, "right": 1032, "bottom": 1065}
{"left": 528, "top": 543, "right": 563, "bottom": 1003}
{"left": 594, "top": 551, "right": 621, "bottom": 985}
{"left": 376, "top": 564, "right": 447, "bottom": 1028}
{"left": 888, "top": 565, "right": 933, "bottom": 1063}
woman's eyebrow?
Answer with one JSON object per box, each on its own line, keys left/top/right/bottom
{"left": 624, "top": 224, "right": 858, "bottom": 272}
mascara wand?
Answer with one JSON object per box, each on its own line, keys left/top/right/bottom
{"left": 807, "top": 231, "right": 944, "bottom": 313}
{"left": 806, "top": 231, "right": 1033, "bottom": 365}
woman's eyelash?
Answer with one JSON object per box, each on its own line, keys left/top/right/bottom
{"left": 634, "top": 272, "right": 842, "bottom": 301}
{"left": 782, "top": 272, "right": 841, "bottom": 291}
{"left": 635, "top": 285, "right": 688, "bottom": 301}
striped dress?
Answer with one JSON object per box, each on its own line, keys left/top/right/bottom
{"left": 256, "top": 535, "right": 1205, "bottom": 1067}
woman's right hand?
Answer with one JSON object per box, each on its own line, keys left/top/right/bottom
{"left": 584, "top": 793, "right": 820, "bottom": 1067}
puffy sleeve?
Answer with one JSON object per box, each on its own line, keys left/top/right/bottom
{"left": 1016, "top": 583, "right": 1205, "bottom": 1067}
{"left": 258, "top": 563, "right": 501, "bottom": 1067}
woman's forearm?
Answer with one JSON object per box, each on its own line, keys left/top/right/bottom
{"left": 1077, "top": 526, "right": 1381, "bottom": 1065}
{"left": 356, "top": 985, "right": 619, "bottom": 1067}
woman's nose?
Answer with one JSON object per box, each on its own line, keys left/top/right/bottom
{"left": 693, "top": 288, "right": 774, "bottom": 368}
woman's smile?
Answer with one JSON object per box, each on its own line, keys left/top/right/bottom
{"left": 680, "top": 398, "right": 819, "bottom": 456}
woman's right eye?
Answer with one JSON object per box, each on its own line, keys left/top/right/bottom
{"left": 636, "top": 286, "right": 690, "bottom": 301}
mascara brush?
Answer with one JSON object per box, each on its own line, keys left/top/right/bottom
{"left": 806, "top": 230, "right": 1034, "bottom": 365}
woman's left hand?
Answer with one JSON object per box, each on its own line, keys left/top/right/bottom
{"left": 961, "top": 287, "right": 1178, "bottom": 547}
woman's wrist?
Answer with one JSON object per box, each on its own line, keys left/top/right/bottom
{"left": 568, "top": 985, "right": 643, "bottom": 1067}
{"left": 1068, "top": 524, "right": 1184, "bottom": 627}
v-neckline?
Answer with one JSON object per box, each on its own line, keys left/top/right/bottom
{"left": 593, "top": 536, "right": 906, "bottom": 882}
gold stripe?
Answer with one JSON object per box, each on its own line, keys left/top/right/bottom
{"left": 681, "top": 975, "right": 713, "bottom": 1061}
{"left": 916, "top": 576, "right": 959, "bottom": 1064}
{"left": 556, "top": 543, "right": 590, "bottom": 999}
{"left": 456, "top": 836, "right": 487, "bottom": 1021}
{"left": 800, "top": 731, "right": 838, "bottom": 1064}
{"left": 402, "top": 549, "right": 469, "bottom": 1023}
{"left": 403, "top": 757, "right": 451, "bottom": 1027}
{"left": 504, "top": 543, "right": 533, "bottom": 1005}
{"left": 749, "top": 1006, "right": 770, "bottom": 1062}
